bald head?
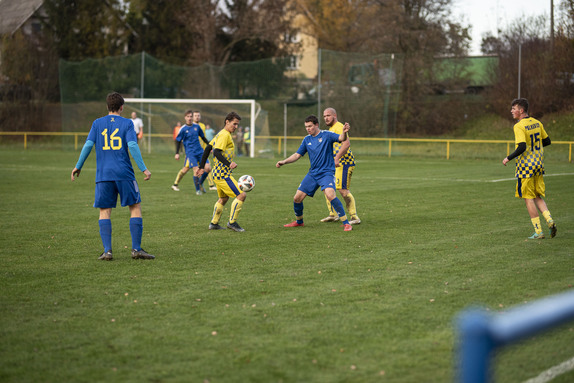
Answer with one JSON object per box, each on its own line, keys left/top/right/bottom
{"left": 322, "top": 107, "right": 338, "bottom": 127}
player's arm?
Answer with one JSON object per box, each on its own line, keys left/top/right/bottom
{"left": 276, "top": 153, "right": 302, "bottom": 168}
{"left": 128, "top": 141, "right": 151, "bottom": 180}
{"left": 71, "top": 139, "right": 95, "bottom": 180}
{"left": 542, "top": 136, "right": 551, "bottom": 147}
{"left": 335, "top": 139, "right": 350, "bottom": 166}
{"left": 338, "top": 122, "right": 350, "bottom": 143}
{"left": 198, "top": 128, "right": 210, "bottom": 146}
{"left": 502, "top": 142, "right": 526, "bottom": 166}
{"left": 213, "top": 148, "right": 235, "bottom": 169}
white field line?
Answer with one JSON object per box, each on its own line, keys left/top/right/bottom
{"left": 523, "top": 356, "right": 574, "bottom": 383}
{"left": 488, "top": 173, "right": 574, "bottom": 183}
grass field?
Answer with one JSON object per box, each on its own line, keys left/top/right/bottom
{"left": 1, "top": 149, "right": 573, "bottom": 383}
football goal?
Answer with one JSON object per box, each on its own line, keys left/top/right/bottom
{"left": 123, "top": 98, "right": 269, "bottom": 157}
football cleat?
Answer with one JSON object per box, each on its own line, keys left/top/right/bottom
{"left": 528, "top": 232, "right": 545, "bottom": 240}
{"left": 284, "top": 221, "right": 304, "bottom": 227}
{"left": 199, "top": 185, "right": 206, "bottom": 193}
{"left": 349, "top": 216, "right": 362, "bottom": 225}
{"left": 549, "top": 222, "right": 557, "bottom": 238}
{"left": 320, "top": 215, "right": 339, "bottom": 222}
{"left": 209, "top": 223, "right": 225, "bottom": 230}
{"left": 227, "top": 222, "right": 245, "bottom": 232}
{"left": 343, "top": 224, "right": 353, "bottom": 232}
{"left": 131, "top": 248, "right": 155, "bottom": 260}
{"left": 209, "top": 186, "right": 217, "bottom": 191}
{"left": 196, "top": 190, "right": 203, "bottom": 195}
{"left": 98, "top": 251, "right": 113, "bottom": 261}
{"left": 171, "top": 184, "right": 180, "bottom": 191}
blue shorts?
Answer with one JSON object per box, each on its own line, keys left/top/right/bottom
{"left": 185, "top": 153, "right": 208, "bottom": 169}
{"left": 298, "top": 173, "right": 337, "bottom": 197}
{"left": 94, "top": 180, "right": 141, "bottom": 208}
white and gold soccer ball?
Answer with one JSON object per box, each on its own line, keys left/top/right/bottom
{"left": 238, "top": 175, "right": 255, "bottom": 192}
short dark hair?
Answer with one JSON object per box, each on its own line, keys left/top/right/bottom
{"left": 304, "top": 115, "right": 319, "bottom": 125}
{"left": 185, "top": 109, "right": 193, "bottom": 116}
{"left": 511, "top": 98, "right": 529, "bottom": 113}
{"left": 106, "top": 92, "right": 124, "bottom": 112}
{"left": 225, "top": 111, "right": 241, "bottom": 124}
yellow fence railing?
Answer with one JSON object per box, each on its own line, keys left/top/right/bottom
{"left": 1, "top": 132, "right": 573, "bottom": 162}
{"left": 265, "top": 136, "right": 574, "bottom": 162}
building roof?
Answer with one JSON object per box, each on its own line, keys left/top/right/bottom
{"left": 0, "top": 0, "right": 44, "bottom": 35}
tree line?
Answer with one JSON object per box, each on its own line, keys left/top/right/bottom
{"left": 1, "top": 0, "right": 573, "bottom": 135}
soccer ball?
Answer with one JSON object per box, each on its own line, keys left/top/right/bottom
{"left": 238, "top": 174, "right": 255, "bottom": 192}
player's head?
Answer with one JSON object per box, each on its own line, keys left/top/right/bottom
{"left": 511, "top": 98, "right": 529, "bottom": 119}
{"left": 224, "top": 111, "right": 241, "bottom": 132}
{"left": 193, "top": 111, "right": 201, "bottom": 123}
{"left": 322, "top": 107, "right": 337, "bottom": 127}
{"left": 184, "top": 109, "right": 193, "bottom": 124}
{"left": 304, "top": 115, "right": 320, "bottom": 135}
{"left": 106, "top": 92, "right": 124, "bottom": 113}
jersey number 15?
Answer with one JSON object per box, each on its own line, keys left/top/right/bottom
{"left": 101, "top": 128, "right": 122, "bottom": 150}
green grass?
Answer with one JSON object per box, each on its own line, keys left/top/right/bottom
{"left": 1, "top": 149, "right": 573, "bottom": 382}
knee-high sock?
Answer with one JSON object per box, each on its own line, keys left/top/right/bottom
{"left": 324, "top": 194, "right": 336, "bottom": 216}
{"left": 531, "top": 217, "right": 542, "bottom": 234}
{"left": 199, "top": 172, "right": 209, "bottom": 186}
{"left": 542, "top": 210, "right": 554, "bottom": 226}
{"left": 229, "top": 199, "right": 244, "bottom": 223}
{"left": 294, "top": 202, "right": 304, "bottom": 224}
{"left": 193, "top": 176, "right": 200, "bottom": 191}
{"left": 330, "top": 198, "right": 349, "bottom": 224}
{"left": 99, "top": 219, "right": 112, "bottom": 252}
{"left": 130, "top": 217, "right": 143, "bottom": 251}
{"left": 211, "top": 202, "right": 224, "bottom": 224}
{"left": 343, "top": 192, "right": 357, "bottom": 217}
{"left": 174, "top": 170, "right": 185, "bottom": 185}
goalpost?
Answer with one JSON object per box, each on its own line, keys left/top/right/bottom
{"left": 124, "top": 98, "right": 260, "bottom": 156}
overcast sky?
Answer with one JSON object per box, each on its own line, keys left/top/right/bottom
{"left": 451, "top": 0, "right": 553, "bottom": 55}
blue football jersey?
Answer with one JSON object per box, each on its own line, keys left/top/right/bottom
{"left": 176, "top": 123, "right": 206, "bottom": 158}
{"left": 296, "top": 130, "right": 340, "bottom": 176}
{"left": 87, "top": 115, "right": 137, "bottom": 182}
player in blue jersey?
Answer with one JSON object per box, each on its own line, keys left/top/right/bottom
{"left": 171, "top": 109, "right": 211, "bottom": 194}
{"left": 502, "top": 98, "right": 557, "bottom": 239}
{"left": 71, "top": 92, "right": 154, "bottom": 261}
{"left": 276, "top": 115, "right": 353, "bottom": 231}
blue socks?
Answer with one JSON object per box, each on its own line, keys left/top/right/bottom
{"left": 130, "top": 217, "right": 143, "bottom": 251}
{"left": 199, "top": 172, "right": 208, "bottom": 186}
{"left": 99, "top": 219, "right": 112, "bottom": 252}
{"left": 330, "top": 198, "right": 350, "bottom": 225}
{"left": 294, "top": 202, "right": 304, "bottom": 224}
{"left": 193, "top": 176, "right": 200, "bottom": 191}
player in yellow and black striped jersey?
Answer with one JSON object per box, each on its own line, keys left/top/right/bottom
{"left": 320, "top": 107, "right": 361, "bottom": 225}
{"left": 196, "top": 111, "right": 247, "bottom": 232}
{"left": 502, "top": 98, "right": 557, "bottom": 240}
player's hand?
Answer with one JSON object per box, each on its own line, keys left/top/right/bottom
{"left": 143, "top": 169, "right": 151, "bottom": 180}
{"left": 334, "top": 158, "right": 341, "bottom": 167}
{"left": 230, "top": 162, "right": 238, "bottom": 169}
{"left": 343, "top": 122, "right": 351, "bottom": 132}
{"left": 502, "top": 157, "right": 509, "bottom": 166}
{"left": 71, "top": 168, "right": 81, "bottom": 181}
{"left": 276, "top": 161, "right": 283, "bottom": 168}
{"left": 174, "top": 153, "right": 180, "bottom": 160}
{"left": 195, "top": 168, "right": 204, "bottom": 177}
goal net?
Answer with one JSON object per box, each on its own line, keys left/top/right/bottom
{"left": 122, "top": 98, "right": 271, "bottom": 157}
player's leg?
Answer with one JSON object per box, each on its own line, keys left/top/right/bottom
{"left": 118, "top": 180, "right": 154, "bottom": 259}
{"left": 533, "top": 175, "right": 556, "bottom": 238}
{"left": 285, "top": 174, "right": 315, "bottom": 227}
{"left": 210, "top": 188, "right": 228, "bottom": 230}
{"left": 321, "top": 166, "right": 341, "bottom": 222}
{"left": 218, "top": 176, "right": 246, "bottom": 232}
{"left": 173, "top": 159, "right": 191, "bottom": 191}
{"left": 94, "top": 181, "right": 117, "bottom": 260}
{"left": 338, "top": 165, "right": 360, "bottom": 224}
{"left": 324, "top": 187, "right": 351, "bottom": 231}
{"left": 198, "top": 162, "right": 211, "bottom": 193}
{"left": 517, "top": 178, "right": 544, "bottom": 239}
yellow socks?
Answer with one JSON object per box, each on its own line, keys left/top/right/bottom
{"left": 229, "top": 199, "right": 243, "bottom": 223}
{"left": 531, "top": 217, "right": 543, "bottom": 234}
{"left": 174, "top": 170, "right": 185, "bottom": 185}
{"left": 542, "top": 210, "right": 554, "bottom": 227}
{"left": 211, "top": 202, "right": 224, "bottom": 224}
{"left": 324, "top": 195, "right": 336, "bottom": 217}
{"left": 343, "top": 192, "right": 357, "bottom": 217}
